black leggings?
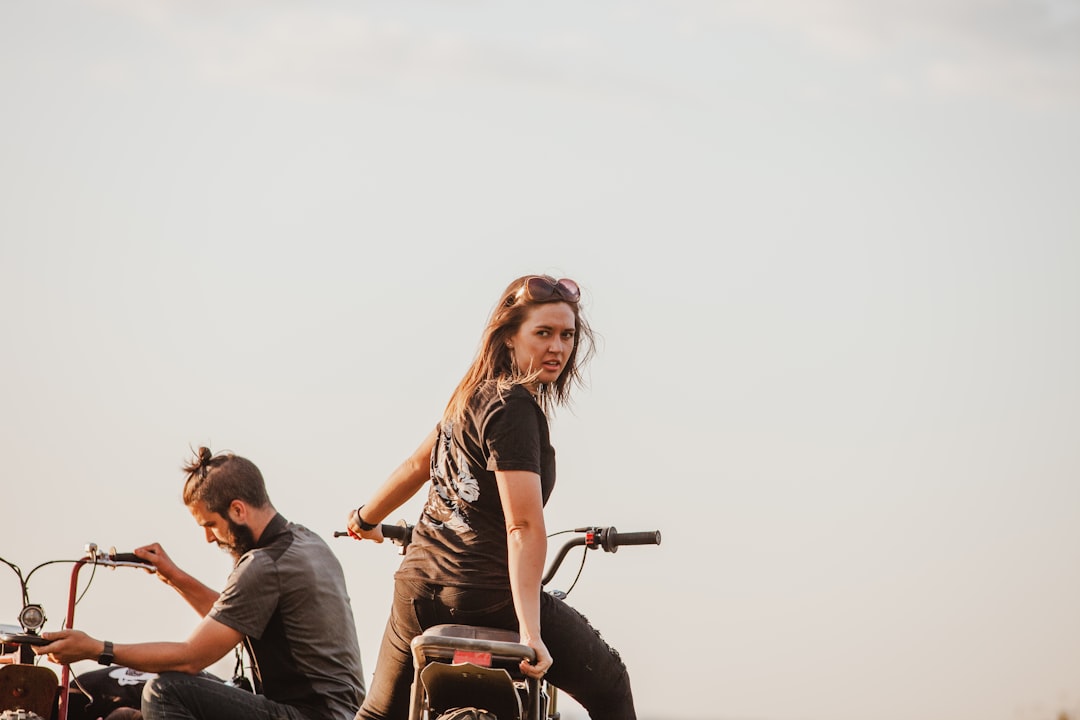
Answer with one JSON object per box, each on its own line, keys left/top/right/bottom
{"left": 356, "top": 578, "right": 636, "bottom": 720}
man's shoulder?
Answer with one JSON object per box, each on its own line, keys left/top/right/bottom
{"left": 274, "top": 522, "right": 341, "bottom": 571}
{"left": 233, "top": 521, "right": 337, "bottom": 579}
{"left": 282, "top": 521, "right": 333, "bottom": 553}
{"left": 230, "top": 546, "right": 276, "bottom": 581}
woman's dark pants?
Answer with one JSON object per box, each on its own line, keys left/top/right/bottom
{"left": 356, "top": 578, "right": 636, "bottom": 720}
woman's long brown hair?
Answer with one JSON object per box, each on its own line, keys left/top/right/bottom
{"left": 442, "top": 274, "right": 596, "bottom": 422}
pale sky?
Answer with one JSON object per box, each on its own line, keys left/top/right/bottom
{"left": 2, "top": 2, "right": 1079, "bottom": 720}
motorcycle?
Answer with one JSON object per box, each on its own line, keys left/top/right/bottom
{"left": 336, "top": 522, "right": 662, "bottom": 720}
{"left": 1, "top": 545, "right": 155, "bottom": 720}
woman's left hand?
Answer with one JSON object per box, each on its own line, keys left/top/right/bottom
{"left": 344, "top": 510, "right": 385, "bottom": 542}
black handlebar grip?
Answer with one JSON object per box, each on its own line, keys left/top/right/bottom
{"left": 108, "top": 553, "right": 155, "bottom": 566}
{"left": 604, "top": 529, "right": 662, "bottom": 550}
{"left": 380, "top": 523, "right": 412, "bottom": 544}
{"left": 0, "top": 632, "right": 50, "bottom": 646}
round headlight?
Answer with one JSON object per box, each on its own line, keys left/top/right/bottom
{"left": 19, "top": 604, "right": 46, "bottom": 632}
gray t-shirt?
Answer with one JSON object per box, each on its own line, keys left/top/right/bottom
{"left": 209, "top": 514, "right": 365, "bottom": 720}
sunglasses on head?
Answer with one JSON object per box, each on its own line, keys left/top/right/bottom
{"left": 514, "top": 276, "right": 581, "bottom": 304}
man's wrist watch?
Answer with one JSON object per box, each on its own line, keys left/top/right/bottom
{"left": 98, "top": 640, "right": 114, "bottom": 666}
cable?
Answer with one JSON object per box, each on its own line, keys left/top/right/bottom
{"left": 72, "top": 560, "right": 99, "bottom": 609}
{"left": 561, "top": 546, "right": 589, "bottom": 597}
{"left": 68, "top": 665, "right": 96, "bottom": 708}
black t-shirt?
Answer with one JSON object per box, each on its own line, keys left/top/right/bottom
{"left": 397, "top": 382, "right": 555, "bottom": 589}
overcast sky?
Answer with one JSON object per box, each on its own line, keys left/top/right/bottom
{"left": 2, "top": 2, "right": 1079, "bottom": 720}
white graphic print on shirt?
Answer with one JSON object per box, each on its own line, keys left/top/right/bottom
{"left": 425, "top": 422, "right": 476, "bottom": 534}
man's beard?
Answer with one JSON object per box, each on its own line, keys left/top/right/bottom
{"left": 219, "top": 518, "right": 258, "bottom": 561}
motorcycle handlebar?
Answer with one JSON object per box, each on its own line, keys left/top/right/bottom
{"left": 104, "top": 552, "right": 155, "bottom": 567}
{"left": 379, "top": 523, "right": 412, "bottom": 544}
{"left": 541, "top": 526, "right": 662, "bottom": 587}
{"left": 333, "top": 525, "right": 660, "bottom": 551}
{"left": 334, "top": 522, "right": 660, "bottom": 585}
{"left": 78, "top": 544, "right": 156, "bottom": 569}
{"left": 333, "top": 523, "right": 413, "bottom": 550}
{"left": 596, "top": 528, "right": 662, "bottom": 550}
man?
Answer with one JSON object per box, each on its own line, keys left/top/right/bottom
{"left": 37, "top": 447, "right": 365, "bottom": 720}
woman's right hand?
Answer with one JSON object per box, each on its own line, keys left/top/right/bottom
{"left": 519, "top": 635, "right": 553, "bottom": 680}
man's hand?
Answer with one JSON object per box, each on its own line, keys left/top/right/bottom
{"left": 135, "top": 543, "right": 178, "bottom": 585}
{"left": 32, "top": 629, "right": 102, "bottom": 665}
{"left": 133, "top": 543, "right": 219, "bottom": 617}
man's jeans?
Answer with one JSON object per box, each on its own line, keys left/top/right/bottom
{"left": 142, "top": 672, "right": 310, "bottom": 720}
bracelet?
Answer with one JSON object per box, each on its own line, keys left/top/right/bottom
{"left": 355, "top": 505, "right": 378, "bottom": 532}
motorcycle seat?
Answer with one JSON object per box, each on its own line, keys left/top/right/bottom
{"left": 421, "top": 625, "right": 520, "bottom": 644}
{"left": 0, "top": 664, "right": 58, "bottom": 719}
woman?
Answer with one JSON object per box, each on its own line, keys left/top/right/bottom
{"left": 346, "top": 274, "right": 636, "bottom": 720}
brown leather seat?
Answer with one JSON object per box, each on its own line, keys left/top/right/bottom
{"left": 0, "top": 664, "right": 59, "bottom": 719}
